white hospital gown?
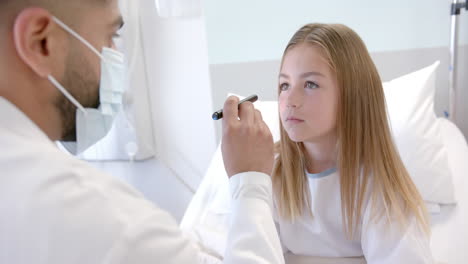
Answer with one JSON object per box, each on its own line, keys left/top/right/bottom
{"left": 276, "top": 168, "right": 434, "bottom": 264}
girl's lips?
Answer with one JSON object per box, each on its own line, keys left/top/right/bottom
{"left": 286, "top": 117, "right": 304, "bottom": 123}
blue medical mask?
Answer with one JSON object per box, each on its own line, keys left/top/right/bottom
{"left": 48, "top": 16, "right": 126, "bottom": 155}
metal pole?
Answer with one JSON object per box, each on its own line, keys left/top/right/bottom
{"left": 449, "top": 0, "right": 459, "bottom": 122}
{"left": 449, "top": 0, "right": 467, "bottom": 122}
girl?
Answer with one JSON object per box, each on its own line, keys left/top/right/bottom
{"left": 273, "top": 23, "right": 433, "bottom": 263}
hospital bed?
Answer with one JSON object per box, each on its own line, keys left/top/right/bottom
{"left": 430, "top": 118, "right": 468, "bottom": 264}
{"left": 429, "top": 3, "right": 468, "bottom": 262}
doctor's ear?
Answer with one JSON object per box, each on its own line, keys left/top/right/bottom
{"left": 13, "top": 8, "right": 67, "bottom": 78}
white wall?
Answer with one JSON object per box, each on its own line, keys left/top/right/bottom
{"left": 141, "top": 2, "right": 216, "bottom": 191}
{"left": 205, "top": 0, "right": 468, "bottom": 65}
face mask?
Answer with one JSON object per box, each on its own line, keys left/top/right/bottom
{"left": 48, "top": 16, "right": 126, "bottom": 155}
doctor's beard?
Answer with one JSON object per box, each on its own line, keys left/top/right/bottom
{"left": 54, "top": 49, "right": 100, "bottom": 142}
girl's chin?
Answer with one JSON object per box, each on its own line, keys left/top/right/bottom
{"left": 285, "top": 131, "right": 320, "bottom": 143}
{"left": 285, "top": 132, "right": 307, "bottom": 143}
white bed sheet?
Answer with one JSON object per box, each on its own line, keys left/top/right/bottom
{"left": 430, "top": 118, "right": 468, "bottom": 264}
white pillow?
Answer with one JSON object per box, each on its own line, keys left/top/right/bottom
{"left": 384, "top": 61, "right": 456, "bottom": 205}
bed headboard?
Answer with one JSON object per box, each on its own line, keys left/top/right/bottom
{"left": 209, "top": 45, "right": 468, "bottom": 141}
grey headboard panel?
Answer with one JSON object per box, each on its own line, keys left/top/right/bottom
{"left": 209, "top": 45, "right": 468, "bottom": 141}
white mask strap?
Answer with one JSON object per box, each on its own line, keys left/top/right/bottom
{"left": 52, "top": 16, "right": 104, "bottom": 60}
{"left": 48, "top": 75, "right": 87, "bottom": 114}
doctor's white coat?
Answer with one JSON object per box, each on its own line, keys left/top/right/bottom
{"left": 0, "top": 97, "right": 284, "bottom": 264}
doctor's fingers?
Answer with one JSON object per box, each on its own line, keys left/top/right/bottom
{"left": 238, "top": 101, "right": 255, "bottom": 126}
{"left": 254, "top": 109, "right": 273, "bottom": 140}
{"left": 253, "top": 109, "right": 263, "bottom": 124}
{"left": 222, "top": 96, "right": 240, "bottom": 128}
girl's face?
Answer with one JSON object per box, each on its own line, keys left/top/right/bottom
{"left": 279, "top": 44, "right": 339, "bottom": 143}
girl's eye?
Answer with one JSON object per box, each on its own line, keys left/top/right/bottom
{"left": 305, "top": 81, "right": 319, "bottom": 89}
{"left": 279, "top": 83, "right": 289, "bottom": 91}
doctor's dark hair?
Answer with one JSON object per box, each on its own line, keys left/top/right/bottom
{"left": 272, "top": 23, "right": 430, "bottom": 237}
{"left": 0, "top": 0, "right": 109, "bottom": 7}
{"left": 0, "top": 0, "right": 110, "bottom": 24}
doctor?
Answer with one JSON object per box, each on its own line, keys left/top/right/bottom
{"left": 0, "top": 0, "right": 284, "bottom": 263}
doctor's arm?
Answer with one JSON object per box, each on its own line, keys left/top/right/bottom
{"left": 221, "top": 96, "right": 285, "bottom": 264}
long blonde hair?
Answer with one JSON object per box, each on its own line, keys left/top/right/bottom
{"left": 272, "top": 23, "right": 429, "bottom": 237}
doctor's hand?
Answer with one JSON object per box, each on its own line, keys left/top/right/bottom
{"left": 221, "top": 96, "right": 274, "bottom": 178}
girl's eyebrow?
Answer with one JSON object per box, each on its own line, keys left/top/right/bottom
{"left": 300, "top": 71, "right": 325, "bottom": 78}
{"left": 279, "top": 73, "right": 289, "bottom": 79}
{"left": 279, "top": 71, "right": 325, "bottom": 79}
